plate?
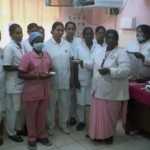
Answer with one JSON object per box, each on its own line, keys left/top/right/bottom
{"left": 72, "top": 59, "right": 81, "bottom": 63}
{"left": 49, "top": 71, "right": 56, "bottom": 75}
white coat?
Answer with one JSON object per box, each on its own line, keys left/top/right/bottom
{"left": 64, "top": 37, "right": 81, "bottom": 58}
{"left": 3, "top": 40, "right": 25, "bottom": 94}
{"left": 22, "top": 38, "right": 33, "bottom": 53}
{"left": 43, "top": 38, "right": 72, "bottom": 89}
{"left": 127, "top": 40, "right": 150, "bottom": 79}
{"left": 91, "top": 47, "right": 130, "bottom": 101}
{"left": 74, "top": 40, "right": 102, "bottom": 86}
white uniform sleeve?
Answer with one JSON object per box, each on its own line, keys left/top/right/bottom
{"left": 110, "top": 50, "right": 131, "bottom": 79}
{"left": 3, "top": 45, "right": 13, "bottom": 66}
{"left": 73, "top": 46, "right": 79, "bottom": 59}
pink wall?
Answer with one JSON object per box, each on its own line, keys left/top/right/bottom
{"left": 59, "top": 7, "right": 93, "bottom": 36}
{"left": 119, "top": 0, "right": 150, "bottom": 26}
{"left": 58, "top": 0, "right": 150, "bottom": 44}
{"left": 58, "top": 0, "right": 150, "bottom": 29}
{"left": 88, "top": 0, "right": 150, "bottom": 28}
{"left": 89, "top": 7, "right": 117, "bottom": 29}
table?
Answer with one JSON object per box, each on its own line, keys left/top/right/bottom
{"left": 126, "top": 82, "right": 150, "bottom": 134}
{"left": 129, "top": 82, "right": 150, "bottom": 106}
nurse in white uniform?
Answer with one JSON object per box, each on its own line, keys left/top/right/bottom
{"left": 3, "top": 24, "right": 24, "bottom": 142}
{"left": 44, "top": 22, "right": 71, "bottom": 134}
{"left": 127, "top": 24, "right": 150, "bottom": 80}
{"left": 64, "top": 21, "right": 81, "bottom": 126}
{"left": 73, "top": 27, "right": 102, "bottom": 131}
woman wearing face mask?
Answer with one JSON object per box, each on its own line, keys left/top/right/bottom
{"left": 127, "top": 24, "right": 150, "bottom": 80}
{"left": 88, "top": 30, "right": 130, "bottom": 144}
{"left": 19, "top": 32, "right": 53, "bottom": 150}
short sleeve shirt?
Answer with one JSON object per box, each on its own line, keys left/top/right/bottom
{"left": 19, "top": 51, "right": 53, "bottom": 101}
{"left": 3, "top": 40, "right": 25, "bottom": 94}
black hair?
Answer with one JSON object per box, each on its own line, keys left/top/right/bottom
{"left": 136, "top": 24, "right": 150, "bottom": 39}
{"left": 82, "top": 27, "right": 94, "bottom": 37}
{"left": 27, "top": 23, "right": 38, "bottom": 32}
{"left": 9, "top": 24, "right": 22, "bottom": 36}
{"left": 51, "top": 22, "right": 64, "bottom": 32}
{"left": 106, "top": 29, "right": 119, "bottom": 41}
{"left": 65, "top": 21, "right": 76, "bottom": 30}
{"left": 95, "top": 26, "right": 106, "bottom": 33}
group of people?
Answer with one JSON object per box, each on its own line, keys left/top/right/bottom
{"left": 0, "top": 21, "right": 150, "bottom": 150}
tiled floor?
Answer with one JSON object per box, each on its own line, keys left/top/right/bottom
{"left": 0, "top": 124, "right": 150, "bottom": 150}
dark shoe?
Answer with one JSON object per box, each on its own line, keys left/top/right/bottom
{"left": 28, "top": 141, "right": 37, "bottom": 150}
{"left": 8, "top": 135, "right": 23, "bottom": 142}
{"left": 0, "top": 138, "right": 3, "bottom": 146}
{"left": 69, "top": 117, "right": 77, "bottom": 126}
{"left": 85, "top": 134, "right": 89, "bottom": 138}
{"left": 37, "top": 138, "right": 52, "bottom": 146}
{"left": 16, "top": 130, "right": 27, "bottom": 136}
{"left": 104, "top": 136, "right": 113, "bottom": 145}
{"left": 76, "top": 122, "right": 85, "bottom": 131}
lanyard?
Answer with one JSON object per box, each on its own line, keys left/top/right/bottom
{"left": 101, "top": 51, "right": 110, "bottom": 68}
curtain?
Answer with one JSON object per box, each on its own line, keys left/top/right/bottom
{"left": 0, "top": 0, "right": 60, "bottom": 46}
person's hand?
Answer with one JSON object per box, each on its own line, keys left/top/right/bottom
{"left": 98, "top": 68, "right": 110, "bottom": 75}
{"left": 134, "top": 52, "right": 145, "bottom": 62}
{"left": 39, "top": 72, "right": 50, "bottom": 79}
{"left": 28, "top": 72, "right": 39, "bottom": 79}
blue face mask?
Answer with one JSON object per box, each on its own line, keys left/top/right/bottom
{"left": 137, "top": 35, "right": 146, "bottom": 43}
{"left": 33, "top": 42, "right": 43, "bottom": 52}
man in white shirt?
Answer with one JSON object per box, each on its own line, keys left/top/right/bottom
{"left": 22, "top": 23, "right": 38, "bottom": 53}
{"left": 73, "top": 27, "right": 102, "bottom": 131}
{"left": 3, "top": 24, "right": 25, "bottom": 142}
{"left": 44, "top": 22, "right": 71, "bottom": 135}
{"left": 64, "top": 21, "right": 81, "bottom": 126}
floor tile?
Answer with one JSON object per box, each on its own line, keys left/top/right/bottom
{"left": 0, "top": 128, "right": 150, "bottom": 150}
{"left": 58, "top": 143, "right": 87, "bottom": 150}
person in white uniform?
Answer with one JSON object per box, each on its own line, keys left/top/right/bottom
{"left": 22, "top": 23, "right": 38, "bottom": 53}
{"left": 0, "top": 32, "right": 5, "bottom": 146}
{"left": 127, "top": 24, "right": 150, "bottom": 80}
{"left": 73, "top": 27, "right": 102, "bottom": 131}
{"left": 3, "top": 24, "right": 24, "bottom": 142}
{"left": 64, "top": 21, "right": 81, "bottom": 126}
{"left": 43, "top": 22, "right": 72, "bottom": 134}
